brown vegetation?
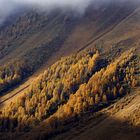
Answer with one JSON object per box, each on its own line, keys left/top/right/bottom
{"left": 0, "top": 48, "right": 138, "bottom": 140}
{"left": 0, "top": 48, "right": 99, "bottom": 135}
{"left": 0, "top": 60, "right": 32, "bottom": 95}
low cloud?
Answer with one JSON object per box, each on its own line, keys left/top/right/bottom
{"left": 0, "top": 0, "right": 93, "bottom": 23}
{"left": 0, "top": 0, "right": 140, "bottom": 24}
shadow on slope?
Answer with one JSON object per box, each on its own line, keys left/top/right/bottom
{"left": 1, "top": 109, "right": 140, "bottom": 140}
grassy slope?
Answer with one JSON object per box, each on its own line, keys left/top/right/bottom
{"left": 52, "top": 87, "right": 140, "bottom": 140}
{"left": 89, "top": 7, "right": 140, "bottom": 54}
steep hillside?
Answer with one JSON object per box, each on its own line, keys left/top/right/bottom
{"left": 50, "top": 87, "right": 140, "bottom": 140}
{"left": 0, "top": 47, "right": 138, "bottom": 140}
{"left": 88, "top": 3, "right": 140, "bottom": 55}
{"left": 0, "top": 1, "right": 140, "bottom": 140}
{"left": 0, "top": 1, "right": 139, "bottom": 95}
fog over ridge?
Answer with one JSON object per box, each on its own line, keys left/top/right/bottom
{"left": 0, "top": 0, "right": 93, "bottom": 20}
{"left": 0, "top": 0, "right": 140, "bottom": 24}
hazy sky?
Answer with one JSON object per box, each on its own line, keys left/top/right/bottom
{"left": 0, "top": 0, "right": 139, "bottom": 24}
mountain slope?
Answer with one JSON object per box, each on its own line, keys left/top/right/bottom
{"left": 89, "top": 5, "right": 140, "bottom": 54}
{"left": 52, "top": 87, "right": 140, "bottom": 140}
{"left": 0, "top": 47, "right": 138, "bottom": 140}
{"left": 0, "top": 1, "right": 139, "bottom": 95}
{"left": 0, "top": 1, "right": 140, "bottom": 140}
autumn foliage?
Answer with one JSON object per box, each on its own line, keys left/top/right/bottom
{"left": 0, "top": 48, "right": 137, "bottom": 140}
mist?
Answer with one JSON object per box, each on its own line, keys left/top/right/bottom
{"left": 0, "top": 0, "right": 93, "bottom": 24}
{"left": 0, "top": 0, "right": 140, "bottom": 24}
